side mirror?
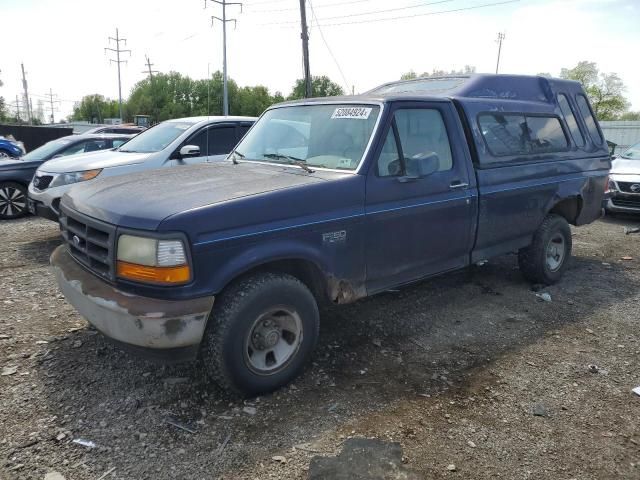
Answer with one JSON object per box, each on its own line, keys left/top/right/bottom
{"left": 407, "top": 152, "right": 440, "bottom": 178}
{"left": 179, "top": 145, "right": 200, "bottom": 158}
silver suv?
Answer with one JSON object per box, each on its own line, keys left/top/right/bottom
{"left": 28, "top": 116, "right": 255, "bottom": 220}
{"left": 606, "top": 141, "right": 640, "bottom": 214}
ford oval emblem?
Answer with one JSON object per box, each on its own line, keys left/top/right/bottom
{"left": 631, "top": 184, "right": 640, "bottom": 193}
{"left": 72, "top": 235, "right": 80, "bottom": 246}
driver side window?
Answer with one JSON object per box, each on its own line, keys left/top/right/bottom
{"left": 377, "top": 108, "right": 453, "bottom": 177}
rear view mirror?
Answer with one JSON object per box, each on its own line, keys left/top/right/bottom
{"left": 179, "top": 145, "right": 200, "bottom": 158}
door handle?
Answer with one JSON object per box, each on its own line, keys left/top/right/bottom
{"left": 449, "top": 181, "right": 469, "bottom": 190}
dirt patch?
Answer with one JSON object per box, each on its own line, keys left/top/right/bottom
{"left": 1, "top": 214, "right": 639, "bottom": 479}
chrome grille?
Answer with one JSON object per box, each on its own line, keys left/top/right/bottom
{"left": 59, "top": 206, "right": 116, "bottom": 281}
{"left": 611, "top": 195, "right": 640, "bottom": 209}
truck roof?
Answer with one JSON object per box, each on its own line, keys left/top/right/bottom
{"left": 276, "top": 74, "right": 584, "bottom": 107}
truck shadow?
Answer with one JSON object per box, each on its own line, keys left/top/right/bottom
{"left": 36, "top": 252, "right": 638, "bottom": 478}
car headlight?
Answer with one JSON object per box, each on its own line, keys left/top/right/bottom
{"left": 49, "top": 169, "right": 102, "bottom": 188}
{"left": 116, "top": 234, "right": 191, "bottom": 285}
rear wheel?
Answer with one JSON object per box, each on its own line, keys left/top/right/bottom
{"left": 0, "top": 182, "right": 28, "bottom": 220}
{"left": 518, "top": 214, "right": 572, "bottom": 285}
{"left": 201, "top": 272, "right": 320, "bottom": 397}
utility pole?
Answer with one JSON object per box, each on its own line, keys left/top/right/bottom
{"left": 15, "top": 95, "right": 21, "bottom": 121}
{"left": 207, "top": 0, "right": 242, "bottom": 116}
{"left": 21, "top": 63, "right": 32, "bottom": 125}
{"left": 105, "top": 28, "right": 131, "bottom": 122}
{"left": 46, "top": 88, "right": 59, "bottom": 124}
{"left": 495, "top": 32, "right": 505, "bottom": 74}
{"left": 142, "top": 55, "right": 159, "bottom": 80}
{"left": 299, "top": 0, "right": 312, "bottom": 98}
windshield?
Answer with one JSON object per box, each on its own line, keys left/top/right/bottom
{"left": 233, "top": 104, "right": 380, "bottom": 170}
{"left": 117, "top": 121, "right": 195, "bottom": 153}
{"left": 621, "top": 142, "right": 640, "bottom": 160}
{"left": 22, "top": 138, "right": 72, "bottom": 161}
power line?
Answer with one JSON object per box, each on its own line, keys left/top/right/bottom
{"left": 264, "top": 0, "right": 454, "bottom": 24}
{"left": 308, "top": 0, "right": 350, "bottom": 93}
{"left": 262, "top": 0, "right": 521, "bottom": 28}
{"left": 207, "top": 0, "right": 243, "bottom": 116}
{"left": 105, "top": 28, "right": 131, "bottom": 121}
{"left": 246, "top": 0, "right": 376, "bottom": 14}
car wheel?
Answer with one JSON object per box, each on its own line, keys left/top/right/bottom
{"left": 518, "top": 214, "right": 572, "bottom": 285}
{"left": 0, "top": 182, "right": 29, "bottom": 220}
{"left": 201, "top": 272, "right": 320, "bottom": 397}
{"left": 0, "top": 150, "right": 11, "bottom": 159}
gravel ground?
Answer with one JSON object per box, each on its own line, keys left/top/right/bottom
{"left": 1, "top": 215, "right": 639, "bottom": 479}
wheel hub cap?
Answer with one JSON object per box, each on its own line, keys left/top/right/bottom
{"left": 245, "top": 307, "right": 303, "bottom": 375}
{"left": 545, "top": 233, "right": 566, "bottom": 272}
{"left": 0, "top": 187, "right": 26, "bottom": 218}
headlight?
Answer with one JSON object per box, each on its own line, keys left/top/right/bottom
{"left": 49, "top": 169, "right": 102, "bottom": 188}
{"left": 116, "top": 234, "right": 190, "bottom": 285}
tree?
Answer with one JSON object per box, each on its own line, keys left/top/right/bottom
{"left": 0, "top": 70, "right": 6, "bottom": 122}
{"left": 619, "top": 111, "right": 640, "bottom": 121}
{"left": 400, "top": 65, "right": 476, "bottom": 80}
{"left": 560, "top": 61, "right": 630, "bottom": 120}
{"left": 288, "top": 76, "right": 344, "bottom": 100}
{"left": 71, "top": 94, "right": 120, "bottom": 123}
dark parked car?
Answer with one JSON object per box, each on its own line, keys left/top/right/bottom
{"left": 52, "top": 74, "right": 609, "bottom": 395}
{"left": 0, "top": 134, "right": 132, "bottom": 219}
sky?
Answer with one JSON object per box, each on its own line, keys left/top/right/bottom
{"left": 2, "top": 0, "right": 639, "bottom": 122}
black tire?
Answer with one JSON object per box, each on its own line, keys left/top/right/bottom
{"left": 0, "top": 182, "right": 28, "bottom": 220}
{"left": 518, "top": 214, "right": 572, "bottom": 285}
{"left": 201, "top": 272, "right": 320, "bottom": 397}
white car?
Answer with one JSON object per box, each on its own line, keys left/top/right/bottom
{"left": 28, "top": 116, "right": 255, "bottom": 220}
{"left": 605, "top": 141, "right": 640, "bottom": 214}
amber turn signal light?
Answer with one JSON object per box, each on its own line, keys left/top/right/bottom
{"left": 116, "top": 261, "right": 191, "bottom": 285}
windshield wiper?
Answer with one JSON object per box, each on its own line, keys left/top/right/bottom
{"left": 118, "top": 149, "right": 139, "bottom": 153}
{"left": 230, "top": 149, "right": 245, "bottom": 165}
{"left": 263, "top": 153, "right": 315, "bottom": 173}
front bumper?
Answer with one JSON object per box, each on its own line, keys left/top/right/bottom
{"left": 51, "top": 245, "right": 215, "bottom": 359}
{"left": 605, "top": 197, "right": 640, "bottom": 214}
{"left": 28, "top": 182, "right": 67, "bottom": 221}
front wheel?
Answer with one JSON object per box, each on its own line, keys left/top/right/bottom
{"left": 201, "top": 272, "right": 320, "bottom": 397}
{"left": 0, "top": 182, "right": 28, "bottom": 220}
{"left": 518, "top": 214, "right": 572, "bottom": 285}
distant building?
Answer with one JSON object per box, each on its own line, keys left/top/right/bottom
{"left": 600, "top": 121, "right": 640, "bottom": 154}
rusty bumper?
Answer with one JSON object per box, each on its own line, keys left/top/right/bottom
{"left": 51, "top": 246, "right": 215, "bottom": 353}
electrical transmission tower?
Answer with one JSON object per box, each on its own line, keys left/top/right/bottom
{"left": 495, "top": 32, "right": 505, "bottom": 74}
{"left": 46, "top": 88, "right": 60, "bottom": 124}
{"left": 206, "top": 0, "right": 242, "bottom": 116}
{"left": 105, "top": 28, "right": 131, "bottom": 122}
{"left": 142, "top": 55, "right": 159, "bottom": 80}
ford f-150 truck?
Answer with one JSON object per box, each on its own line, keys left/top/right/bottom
{"left": 51, "top": 75, "right": 610, "bottom": 396}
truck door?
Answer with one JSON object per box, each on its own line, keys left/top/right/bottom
{"left": 364, "top": 102, "right": 475, "bottom": 293}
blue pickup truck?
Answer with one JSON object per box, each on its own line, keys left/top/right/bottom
{"left": 51, "top": 74, "right": 609, "bottom": 396}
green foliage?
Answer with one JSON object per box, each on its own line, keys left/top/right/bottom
{"left": 125, "top": 71, "right": 284, "bottom": 123}
{"left": 71, "top": 72, "right": 347, "bottom": 124}
{"left": 400, "top": 65, "right": 476, "bottom": 80}
{"left": 71, "top": 94, "right": 120, "bottom": 122}
{"left": 618, "top": 111, "right": 640, "bottom": 121}
{"left": 560, "top": 61, "right": 630, "bottom": 120}
{"left": 288, "top": 76, "right": 344, "bottom": 100}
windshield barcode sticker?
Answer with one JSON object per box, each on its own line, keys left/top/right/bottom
{"left": 331, "top": 107, "right": 372, "bottom": 120}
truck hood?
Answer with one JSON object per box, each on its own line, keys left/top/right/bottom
{"left": 610, "top": 158, "right": 640, "bottom": 175}
{"left": 0, "top": 158, "right": 42, "bottom": 170}
{"left": 38, "top": 150, "right": 151, "bottom": 174}
{"left": 62, "top": 162, "right": 329, "bottom": 230}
